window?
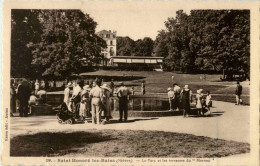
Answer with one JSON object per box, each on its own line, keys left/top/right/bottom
{"left": 110, "top": 40, "right": 113, "bottom": 45}
{"left": 106, "top": 34, "right": 110, "bottom": 38}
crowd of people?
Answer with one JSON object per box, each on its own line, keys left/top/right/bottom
{"left": 63, "top": 78, "right": 131, "bottom": 125}
{"left": 167, "top": 83, "right": 212, "bottom": 117}
{"left": 10, "top": 79, "right": 47, "bottom": 117}
{"left": 10, "top": 77, "right": 243, "bottom": 120}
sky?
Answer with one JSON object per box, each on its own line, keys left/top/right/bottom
{"left": 82, "top": 2, "right": 191, "bottom": 40}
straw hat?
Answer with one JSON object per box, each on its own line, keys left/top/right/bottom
{"left": 184, "top": 85, "right": 189, "bottom": 89}
{"left": 83, "top": 85, "right": 91, "bottom": 91}
{"left": 197, "top": 90, "right": 201, "bottom": 94}
{"left": 167, "top": 87, "right": 172, "bottom": 91}
{"left": 67, "top": 82, "right": 72, "bottom": 87}
{"left": 101, "top": 84, "right": 112, "bottom": 92}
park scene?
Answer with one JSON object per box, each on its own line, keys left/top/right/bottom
{"left": 10, "top": 8, "right": 250, "bottom": 159}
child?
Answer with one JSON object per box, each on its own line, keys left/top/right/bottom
{"left": 206, "top": 91, "right": 212, "bottom": 114}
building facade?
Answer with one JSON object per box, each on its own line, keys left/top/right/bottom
{"left": 97, "top": 30, "right": 117, "bottom": 66}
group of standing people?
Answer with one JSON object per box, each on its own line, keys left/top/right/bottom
{"left": 10, "top": 78, "right": 47, "bottom": 117}
{"left": 63, "top": 78, "right": 131, "bottom": 125}
{"left": 168, "top": 83, "right": 212, "bottom": 117}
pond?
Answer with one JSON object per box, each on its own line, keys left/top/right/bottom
{"left": 47, "top": 94, "right": 170, "bottom": 111}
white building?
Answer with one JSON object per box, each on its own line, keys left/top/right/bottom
{"left": 97, "top": 30, "right": 117, "bottom": 66}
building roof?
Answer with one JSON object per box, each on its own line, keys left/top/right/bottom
{"left": 97, "top": 30, "right": 115, "bottom": 35}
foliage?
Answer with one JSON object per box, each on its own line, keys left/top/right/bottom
{"left": 132, "top": 37, "right": 154, "bottom": 57}
{"left": 11, "top": 10, "right": 106, "bottom": 79}
{"left": 11, "top": 10, "right": 42, "bottom": 78}
{"left": 116, "top": 36, "right": 135, "bottom": 56}
{"left": 28, "top": 10, "right": 106, "bottom": 79}
{"left": 154, "top": 10, "right": 250, "bottom": 75}
{"left": 116, "top": 37, "right": 154, "bottom": 57}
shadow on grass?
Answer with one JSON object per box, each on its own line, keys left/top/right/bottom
{"left": 11, "top": 129, "right": 250, "bottom": 158}
{"left": 11, "top": 131, "right": 116, "bottom": 157}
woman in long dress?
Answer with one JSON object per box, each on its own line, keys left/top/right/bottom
{"left": 101, "top": 84, "right": 112, "bottom": 124}
{"left": 64, "top": 82, "right": 72, "bottom": 109}
{"left": 79, "top": 85, "right": 91, "bottom": 119}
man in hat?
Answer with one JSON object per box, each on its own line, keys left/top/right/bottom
{"left": 89, "top": 79, "right": 103, "bottom": 125}
{"left": 167, "top": 87, "right": 175, "bottom": 111}
{"left": 116, "top": 82, "right": 130, "bottom": 122}
{"left": 101, "top": 84, "right": 112, "bottom": 124}
{"left": 180, "top": 85, "right": 192, "bottom": 117}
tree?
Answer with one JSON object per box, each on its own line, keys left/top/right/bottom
{"left": 116, "top": 36, "right": 135, "bottom": 56}
{"left": 11, "top": 10, "right": 42, "bottom": 78}
{"left": 133, "top": 37, "right": 154, "bottom": 57}
{"left": 29, "top": 10, "right": 106, "bottom": 79}
{"left": 155, "top": 10, "right": 250, "bottom": 74}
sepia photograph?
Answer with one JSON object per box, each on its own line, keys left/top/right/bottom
{"left": 1, "top": 1, "right": 259, "bottom": 166}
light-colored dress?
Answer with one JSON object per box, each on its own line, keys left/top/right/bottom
{"left": 79, "top": 90, "right": 90, "bottom": 117}
{"left": 196, "top": 94, "right": 202, "bottom": 109}
{"left": 64, "top": 87, "right": 70, "bottom": 107}
{"left": 206, "top": 95, "right": 212, "bottom": 106}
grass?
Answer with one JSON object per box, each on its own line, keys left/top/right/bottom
{"left": 11, "top": 129, "right": 249, "bottom": 157}
{"left": 80, "top": 70, "right": 249, "bottom": 94}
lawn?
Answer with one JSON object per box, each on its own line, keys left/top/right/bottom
{"left": 11, "top": 129, "right": 249, "bottom": 157}
{"left": 80, "top": 70, "right": 249, "bottom": 95}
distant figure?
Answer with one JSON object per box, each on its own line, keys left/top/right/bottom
{"left": 101, "top": 84, "right": 112, "bottom": 124}
{"left": 167, "top": 88, "right": 175, "bottom": 111}
{"left": 16, "top": 79, "right": 22, "bottom": 113}
{"left": 35, "top": 79, "right": 40, "bottom": 95}
{"left": 171, "top": 75, "right": 174, "bottom": 82}
{"left": 89, "top": 79, "right": 103, "bottom": 125}
{"left": 196, "top": 89, "right": 204, "bottom": 116}
{"left": 141, "top": 80, "right": 145, "bottom": 95}
{"left": 235, "top": 81, "right": 243, "bottom": 105}
{"left": 40, "top": 80, "right": 45, "bottom": 89}
{"left": 206, "top": 91, "right": 212, "bottom": 114}
{"left": 180, "top": 85, "right": 192, "bottom": 118}
{"left": 116, "top": 82, "right": 131, "bottom": 122}
{"left": 173, "top": 83, "right": 181, "bottom": 111}
{"left": 131, "top": 87, "right": 135, "bottom": 95}
{"left": 110, "top": 79, "right": 115, "bottom": 95}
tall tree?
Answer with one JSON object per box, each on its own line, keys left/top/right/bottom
{"left": 29, "top": 10, "right": 106, "bottom": 79}
{"left": 133, "top": 37, "right": 154, "bottom": 57}
{"left": 116, "top": 36, "right": 135, "bottom": 56}
{"left": 11, "top": 10, "right": 42, "bottom": 78}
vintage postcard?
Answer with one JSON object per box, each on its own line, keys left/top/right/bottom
{"left": 1, "top": 0, "right": 259, "bottom": 165}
